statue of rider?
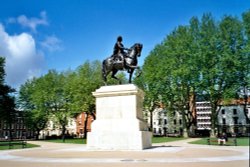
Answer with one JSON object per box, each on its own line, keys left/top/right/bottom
{"left": 112, "top": 36, "right": 129, "bottom": 62}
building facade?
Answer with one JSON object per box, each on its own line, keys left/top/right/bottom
{"left": 149, "top": 99, "right": 250, "bottom": 137}
{"left": 0, "top": 110, "right": 35, "bottom": 140}
{"left": 196, "top": 102, "right": 212, "bottom": 130}
{"left": 39, "top": 116, "right": 77, "bottom": 139}
{"left": 39, "top": 112, "right": 95, "bottom": 139}
{"left": 217, "top": 103, "right": 250, "bottom": 136}
{"left": 151, "top": 107, "right": 182, "bottom": 136}
{"left": 75, "top": 113, "right": 95, "bottom": 138}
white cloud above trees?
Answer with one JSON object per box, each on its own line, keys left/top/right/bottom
{"left": 40, "top": 35, "right": 63, "bottom": 52}
{"left": 8, "top": 11, "right": 48, "bottom": 32}
{"left": 0, "top": 24, "right": 45, "bottom": 88}
{"left": 1, "top": 11, "right": 63, "bottom": 89}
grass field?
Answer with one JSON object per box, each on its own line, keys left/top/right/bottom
{"left": 0, "top": 143, "right": 40, "bottom": 150}
{"left": 45, "top": 137, "right": 248, "bottom": 146}
{"left": 44, "top": 137, "right": 186, "bottom": 144}
{"left": 189, "top": 137, "right": 249, "bottom": 146}
{"left": 44, "top": 138, "right": 87, "bottom": 144}
{"left": 1, "top": 137, "right": 248, "bottom": 150}
{"left": 152, "top": 136, "right": 186, "bottom": 143}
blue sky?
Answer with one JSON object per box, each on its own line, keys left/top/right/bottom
{"left": 0, "top": 0, "right": 249, "bottom": 89}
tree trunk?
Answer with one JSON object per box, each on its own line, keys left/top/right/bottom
{"left": 62, "top": 125, "right": 66, "bottom": 142}
{"left": 181, "top": 111, "right": 188, "bottom": 137}
{"left": 35, "top": 129, "right": 40, "bottom": 140}
{"left": 210, "top": 108, "right": 218, "bottom": 137}
{"left": 149, "top": 109, "right": 153, "bottom": 131}
{"left": 83, "top": 113, "right": 89, "bottom": 139}
{"left": 243, "top": 95, "right": 250, "bottom": 123}
{"left": 189, "top": 93, "right": 197, "bottom": 135}
{"left": 91, "top": 112, "right": 96, "bottom": 120}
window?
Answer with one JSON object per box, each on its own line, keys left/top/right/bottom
{"left": 221, "top": 109, "right": 225, "bottom": 114}
{"left": 179, "top": 119, "right": 182, "bottom": 125}
{"left": 233, "top": 109, "right": 237, "bottom": 115}
{"left": 164, "top": 119, "right": 167, "bottom": 125}
{"left": 173, "top": 119, "right": 177, "bottom": 125}
{"left": 11, "top": 123, "right": 15, "bottom": 129}
{"left": 233, "top": 117, "right": 238, "bottom": 125}
{"left": 234, "top": 126, "right": 239, "bottom": 134}
{"left": 222, "top": 118, "right": 226, "bottom": 125}
{"left": 247, "top": 118, "right": 250, "bottom": 124}
{"left": 158, "top": 119, "right": 162, "bottom": 125}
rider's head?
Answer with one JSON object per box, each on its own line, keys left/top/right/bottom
{"left": 117, "top": 36, "right": 123, "bottom": 42}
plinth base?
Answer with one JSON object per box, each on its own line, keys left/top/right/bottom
{"left": 87, "top": 130, "right": 152, "bottom": 150}
{"left": 87, "top": 84, "right": 152, "bottom": 150}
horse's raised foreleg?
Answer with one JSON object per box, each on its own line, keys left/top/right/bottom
{"left": 111, "top": 69, "right": 122, "bottom": 84}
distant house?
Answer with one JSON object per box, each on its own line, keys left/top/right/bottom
{"left": 39, "top": 112, "right": 95, "bottom": 139}
{"left": 75, "top": 112, "right": 95, "bottom": 138}
{"left": 196, "top": 101, "right": 212, "bottom": 131}
{"left": 147, "top": 98, "right": 250, "bottom": 137}
{"left": 39, "top": 115, "right": 77, "bottom": 139}
{"left": 150, "top": 107, "right": 182, "bottom": 136}
{"left": 151, "top": 107, "right": 167, "bottom": 136}
{"left": 217, "top": 98, "right": 250, "bottom": 136}
{"left": 0, "top": 110, "right": 35, "bottom": 140}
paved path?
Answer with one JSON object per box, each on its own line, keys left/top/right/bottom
{"left": 0, "top": 138, "right": 249, "bottom": 167}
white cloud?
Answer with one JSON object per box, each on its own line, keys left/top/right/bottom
{"left": 0, "top": 24, "right": 44, "bottom": 88}
{"left": 40, "top": 35, "right": 63, "bottom": 52}
{"left": 8, "top": 11, "right": 48, "bottom": 32}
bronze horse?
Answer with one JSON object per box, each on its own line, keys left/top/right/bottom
{"left": 102, "top": 43, "right": 143, "bottom": 85}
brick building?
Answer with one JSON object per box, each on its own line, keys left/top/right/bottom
{"left": 39, "top": 112, "right": 95, "bottom": 139}
{"left": 0, "top": 110, "right": 35, "bottom": 140}
{"left": 75, "top": 112, "right": 95, "bottom": 138}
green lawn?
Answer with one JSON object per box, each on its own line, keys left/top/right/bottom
{"left": 152, "top": 136, "right": 186, "bottom": 143}
{"left": 44, "top": 137, "right": 186, "bottom": 144}
{"left": 44, "top": 138, "right": 87, "bottom": 144}
{"left": 2, "top": 137, "right": 247, "bottom": 150}
{"left": 189, "top": 137, "right": 250, "bottom": 146}
{"left": 0, "top": 143, "right": 40, "bottom": 150}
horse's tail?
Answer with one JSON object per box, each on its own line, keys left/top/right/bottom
{"left": 102, "top": 59, "right": 107, "bottom": 83}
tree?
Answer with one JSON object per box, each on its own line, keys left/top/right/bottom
{"left": 68, "top": 61, "right": 103, "bottom": 139}
{"left": 241, "top": 10, "right": 250, "bottom": 123}
{"left": 19, "top": 78, "right": 49, "bottom": 139}
{"left": 0, "top": 57, "right": 16, "bottom": 139}
{"left": 43, "top": 70, "right": 70, "bottom": 141}
{"left": 135, "top": 44, "right": 167, "bottom": 131}
{"left": 199, "top": 14, "right": 246, "bottom": 136}
{"left": 140, "top": 11, "right": 249, "bottom": 137}
{"left": 18, "top": 60, "right": 104, "bottom": 140}
{"left": 0, "top": 57, "right": 5, "bottom": 84}
{"left": 140, "top": 24, "right": 201, "bottom": 137}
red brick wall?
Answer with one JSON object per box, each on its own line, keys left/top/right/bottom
{"left": 76, "top": 112, "right": 95, "bottom": 137}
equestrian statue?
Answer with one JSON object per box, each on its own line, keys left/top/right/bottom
{"left": 102, "top": 36, "right": 143, "bottom": 85}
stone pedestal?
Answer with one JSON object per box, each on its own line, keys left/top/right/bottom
{"left": 87, "top": 84, "right": 152, "bottom": 150}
